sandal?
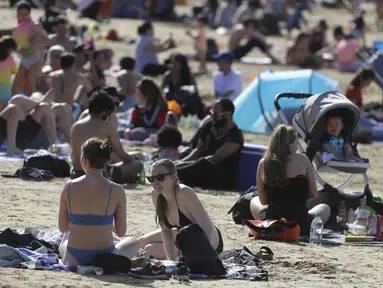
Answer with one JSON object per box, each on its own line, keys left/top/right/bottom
{"left": 255, "top": 246, "right": 274, "bottom": 261}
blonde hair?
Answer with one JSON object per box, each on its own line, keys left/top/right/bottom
{"left": 263, "top": 125, "right": 297, "bottom": 187}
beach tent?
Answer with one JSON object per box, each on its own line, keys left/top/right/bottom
{"left": 233, "top": 69, "right": 340, "bottom": 134}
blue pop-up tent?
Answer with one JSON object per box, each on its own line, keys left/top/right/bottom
{"left": 233, "top": 69, "right": 340, "bottom": 134}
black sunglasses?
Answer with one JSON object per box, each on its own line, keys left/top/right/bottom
{"left": 146, "top": 173, "right": 171, "bottom": 183}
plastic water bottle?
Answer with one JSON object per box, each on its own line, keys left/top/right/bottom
{"left": 309, "top": 213, "right": 324, "bottom": 244}
{"left": 338, "top": 201, "right": 347, "bottom": 224}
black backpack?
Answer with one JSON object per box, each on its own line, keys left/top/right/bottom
{"left": 175, "top": 224, "right": 226, "bottom": 276}
{"left": 24, "top": 154, "right": 70, "bottom": 177}
{"left": 228, "top": 186, "right": 258, "bottom": 224}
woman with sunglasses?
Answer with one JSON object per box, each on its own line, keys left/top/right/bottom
{"left": 139, "top": 159, "right": 223, "bottom": 260}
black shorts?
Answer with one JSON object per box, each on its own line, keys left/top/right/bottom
{"left": 16, "top": 116, "right": 42, "bottom": 150}
{"left": 0, "top": 117, "right": 6, "bottom": 146}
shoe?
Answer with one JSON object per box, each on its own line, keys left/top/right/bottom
{"left": 130, "top": 263, "right": 168, "bottom": 280}
{"left": 172, "top": 262, "right": 190, "bottom": 281}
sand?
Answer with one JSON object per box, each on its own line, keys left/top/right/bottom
{"left": 0, "top": 3, "right": 383, "bottom": 288}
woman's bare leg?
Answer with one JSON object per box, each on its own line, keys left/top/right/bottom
{"left": 12, "top": 65, "right": 27, "bottom": 96}
{"left": 138, "top": 228, "right": 178, "bottom": 260}
{"left": 31, "top": 103, "right": 57, "bottom": 145}
{"left": 309, "top": 204, "right": 331, "bottom": 224}
{"left": 114, "top": 236, "right": 140, "bottom": 259}
{"left": 0, "top": 104, "right": 24, "bottom": 155}
{"left": 27, "top": 62, "right": 42, "bottom": 96}
{"left": 250, "top": 196, "right": 268, "bottom": 219}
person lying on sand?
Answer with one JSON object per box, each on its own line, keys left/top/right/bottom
{"left": 139, "top": 159, "right": 223, "bottom": 260}
{"left": 228, "top": 18, "right": 280, "bottom": 64}
{"left": 70, "top": 90, "right": 141, "bottom": 181}
{"left": 58, "top": 137, "right": 143, "bottom": 267}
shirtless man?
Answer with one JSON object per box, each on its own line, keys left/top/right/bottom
{"left": 116, "top": 57, "right": 142, "bottom": 111}
{"left": 70, "top": 90, "right": 141, "bottom": 182}
{"left": 50, "top": 52, "right": 91, "bottom": 107}
{"left": 47, "top": 15, "right": 77, "bottom": 52}
{"left": 228, "top": 19, "right": 280, "bottom": 64}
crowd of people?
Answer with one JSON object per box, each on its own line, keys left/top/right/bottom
{"left": 0, "top": 0, "right": 380, "bottom": 276}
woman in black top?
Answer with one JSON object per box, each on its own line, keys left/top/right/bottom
{"left": 138, "top": 159, "right": 223, "bottom": 260}
{"left": 250, "top": 125, "right": 330, "bottom": 235}
{"left": 161, "top": 54, "right": 204, "bottom": 118}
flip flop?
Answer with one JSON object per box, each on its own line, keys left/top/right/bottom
{"left": 255, "top": 246, "right": 274, "bottom": 261}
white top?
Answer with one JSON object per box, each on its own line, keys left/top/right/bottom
{"left": 213, "top": 69, "right": 243, "bottom": 102}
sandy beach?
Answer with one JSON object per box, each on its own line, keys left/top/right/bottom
{"left": 0, "top": 3, "right": 383, "bottom": 287}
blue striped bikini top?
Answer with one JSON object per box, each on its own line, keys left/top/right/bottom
{"left": 67, "top": 181, "right": 114, "bottom": 226}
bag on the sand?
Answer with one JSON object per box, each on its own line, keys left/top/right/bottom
{"left": 24, "top": 154, "right": 70, "bottom": 177}
{"left": 244, "top": 218, "right": 300, "bottom": 242}
{"left": 175, "top": 224, "right": 226, "bottom": 276}
{"left": 89, "top": 253, "right": 132, "bottom": 274}
{"left": 228, "top": 186, "right": 258, "bottom": 225}
{"left": 2, "top": 167, "right": 54, "bottom": 181}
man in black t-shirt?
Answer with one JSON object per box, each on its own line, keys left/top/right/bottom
{"left": 177, "top": 98, "right": 244, "bottom": 190}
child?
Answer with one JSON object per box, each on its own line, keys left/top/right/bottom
{"left": 12, "top": 1, "right": 48, "bottom": 96}
{"left": 153, "top": 124, "right": 182, "bottom": 161}
{"left": 345, "top": 68, "right": 375, "bottom": 111}
{"left": 186, "top": 14, "right": 208, "bottom": 75}
{"left": 0, "top": 36, "right": 18, "bottom": 112}
{"left": 321, "top": 113, "right": 362, "bottom": 162}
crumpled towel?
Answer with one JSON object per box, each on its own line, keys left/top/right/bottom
{"left": 0, "top": 245, "right": 31, "bottom": 267}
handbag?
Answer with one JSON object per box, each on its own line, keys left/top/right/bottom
{"left": 244, "top": 218, "right": 300, "bottom": 242}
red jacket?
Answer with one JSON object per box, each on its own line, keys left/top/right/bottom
{"left": 131, "top": 102, "right": 168, "bottom": 129}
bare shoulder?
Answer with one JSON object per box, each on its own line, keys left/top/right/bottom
{"left": 292, "top": 153, "right": 310, "bottom": 165}
{"left": 110, "top": 181, "right": 125, "bottom": 197}
{"left": 178, "top": 185, "right": 197, "bottom": 200}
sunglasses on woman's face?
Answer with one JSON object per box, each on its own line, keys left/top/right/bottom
{"left": 146, "top": 173, "right": 171, "bottom": 183}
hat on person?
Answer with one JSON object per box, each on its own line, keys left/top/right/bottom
{"left": 101, "top": 86, "right": 125, "bottom": 102}
{"left": 212, "top": 52, "right": 234, "bottom": 62}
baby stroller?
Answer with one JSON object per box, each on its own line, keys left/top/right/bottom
{"left": 274, "top": 91, "right": 375, "bottom": 227}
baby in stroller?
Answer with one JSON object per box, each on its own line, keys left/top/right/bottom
{"left": 321, "top": 111, "right": 365, "bottom": 163}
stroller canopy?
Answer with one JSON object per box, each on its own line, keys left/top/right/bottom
{"left": 294, "top": 91, "right": 361, "bottom": 138}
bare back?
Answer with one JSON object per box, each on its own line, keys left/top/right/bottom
{"left": 71, "top": 116, "right": 114, "bottom": 170}
{"left": 228, "top": 28, "right": 247, "bottom": 51}
{"left": 50, "top": 70, "right": 84, "bottom": 106}
{"left": 117, "top": 70, "right": 142, "bottom": 97}
{"left": 62, "top": 176, "right": 125, "bottom": 249}
{"left": 284, "top": 153, "right": 309, "bottom": 178}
